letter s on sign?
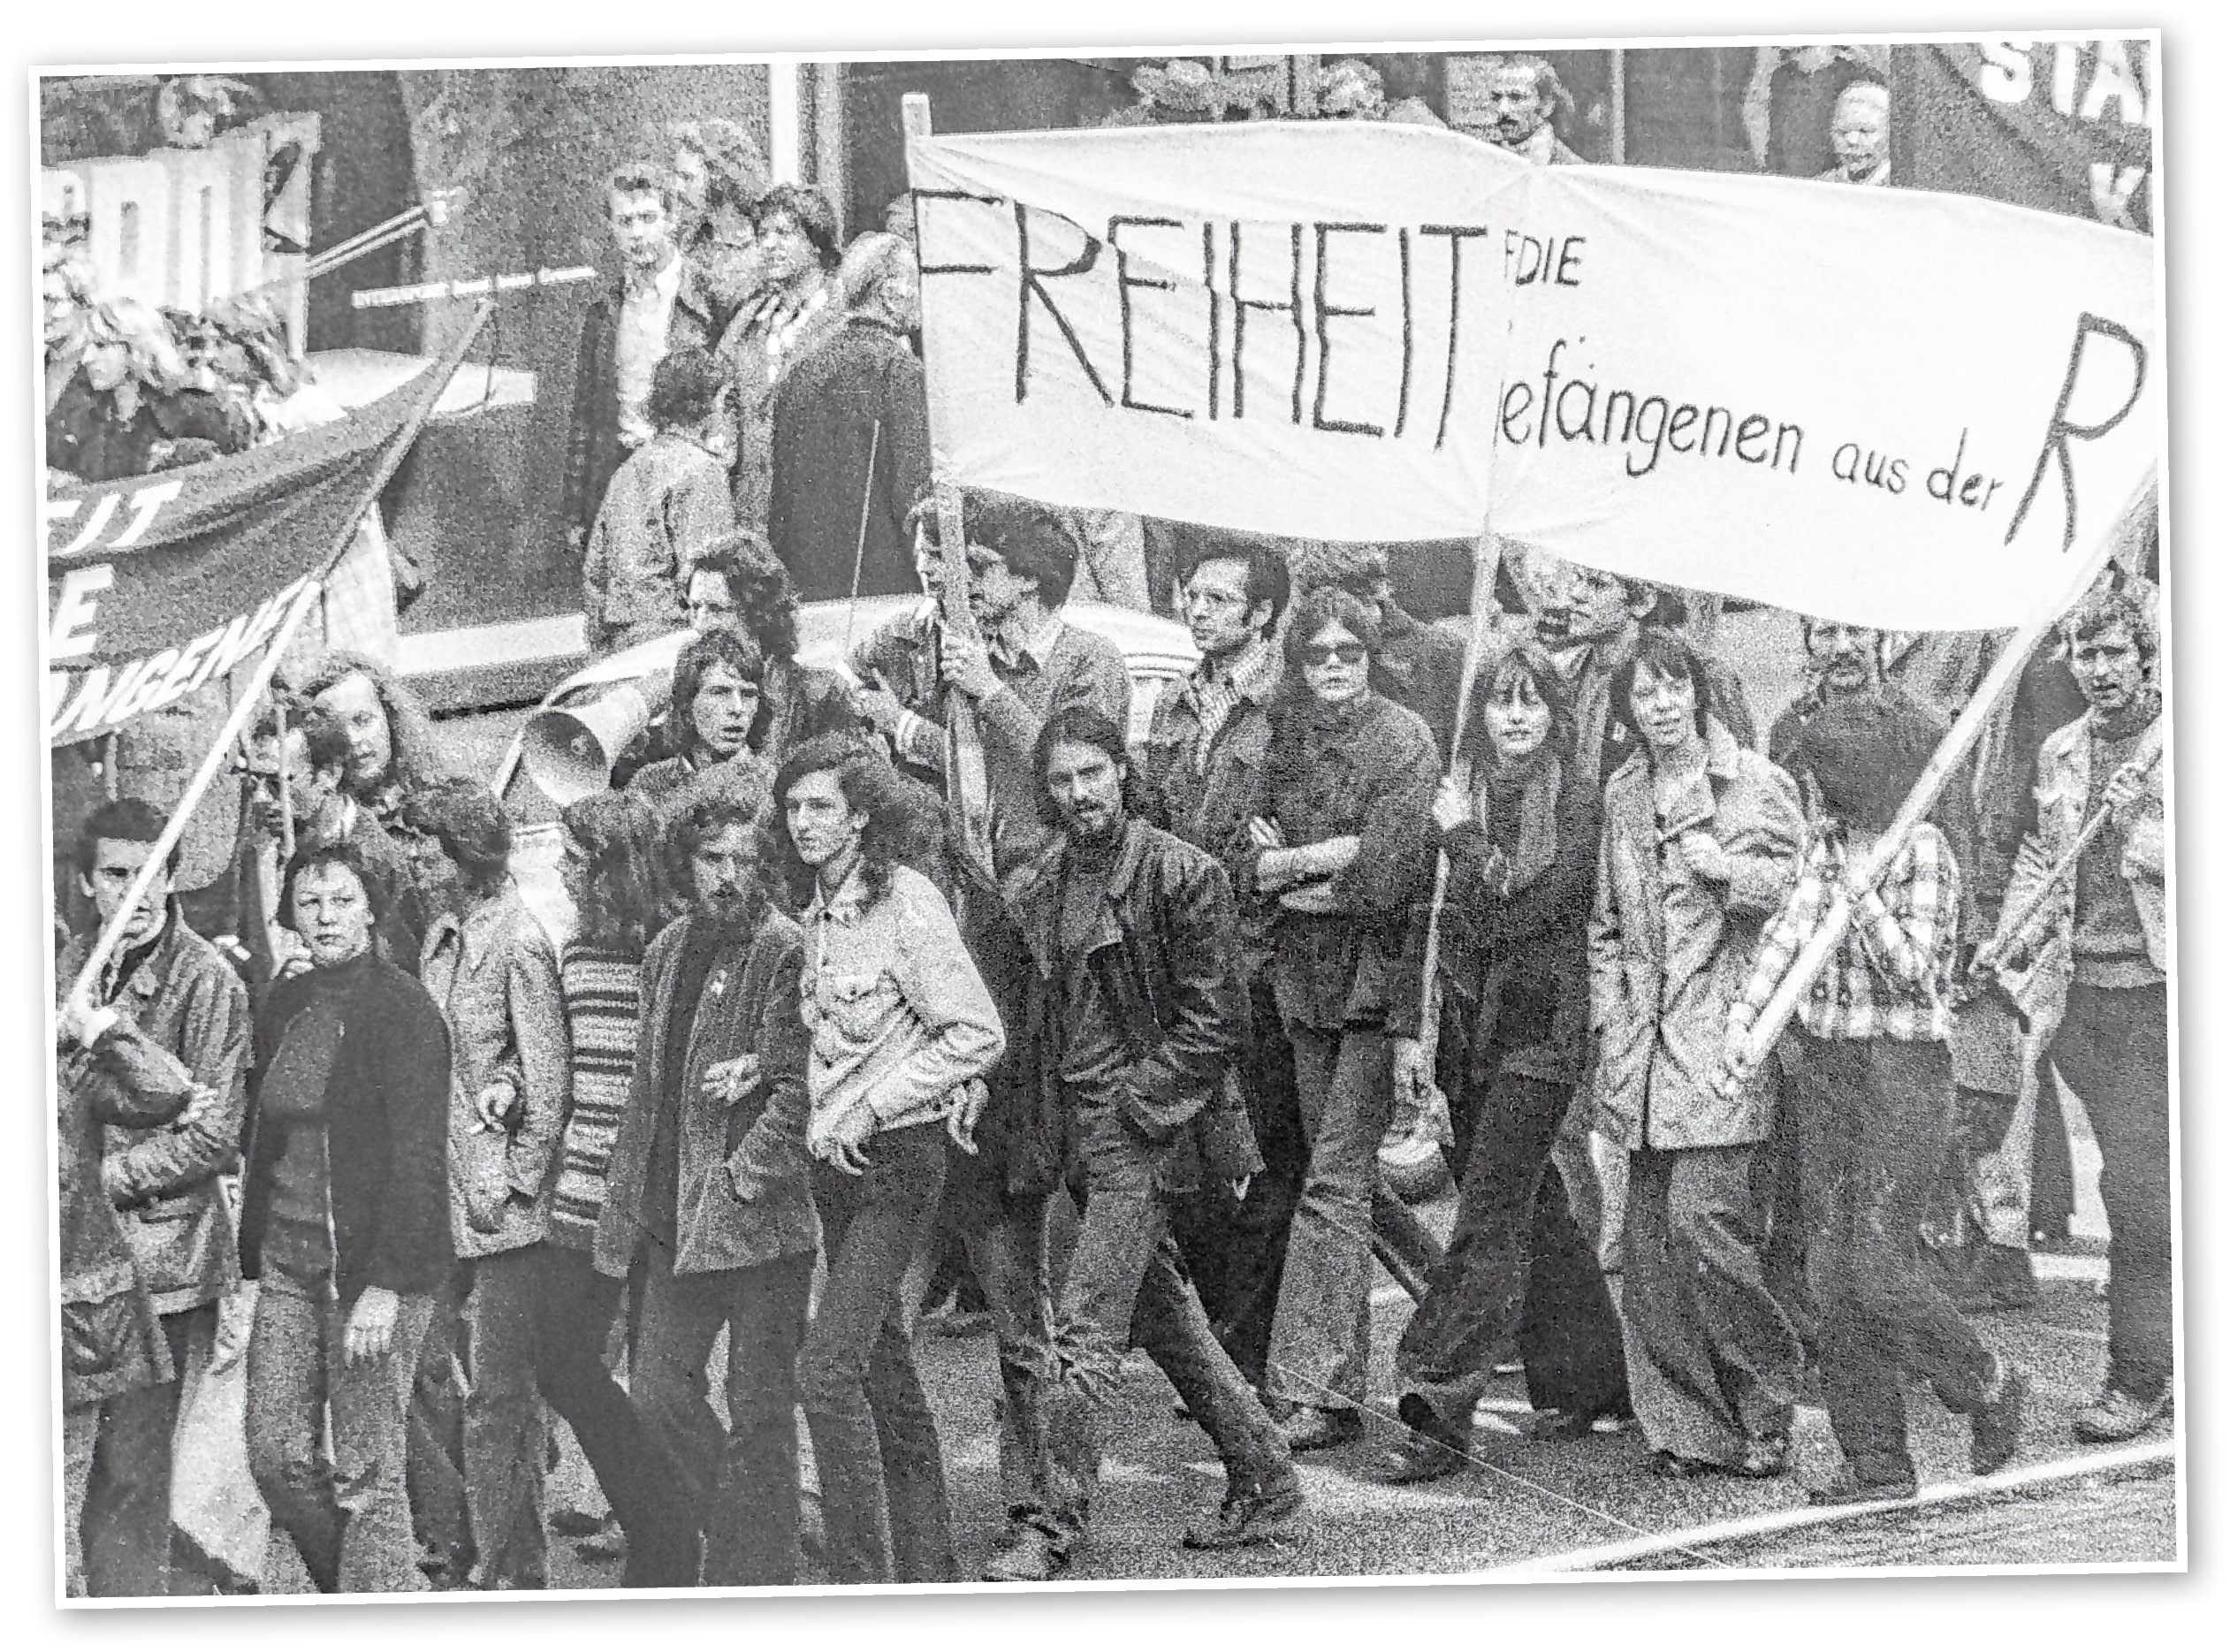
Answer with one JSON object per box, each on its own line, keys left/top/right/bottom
{"left": 48, "top": 564, "right": 114, "bottom": 662}
{"left": 1977, "top": 40, "right": 2036, "bottom": 103}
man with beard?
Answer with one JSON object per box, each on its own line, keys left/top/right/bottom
{"left": 592, "top": 791, "right": 817, "bottom": 1584}
{"left": 1979, "top": 582, "right": 2171, "bottom": 1444}
{"left": 988, "top": 708, "right": 1299, "bottom": 1581}
{"left": 62, "top": 799, "right": 252, "bottom": 1595}
{"left": 1472, "top": 55, "right": 1586, "bottom": 165}
{"left": 564, "top": 164, "right": 721, "bottom": 556}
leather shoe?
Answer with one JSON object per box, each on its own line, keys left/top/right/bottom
{"left": 1281, "top": 1405, "right": 1364, "bottom": 1452}
{"left": 1808, "top": 1470, "right": 1918, "bottom": 1508}
{"left": 981, "top": 1522, "right": 1067, "bottom": 1583}
{"left": 1182, "top": 1473, "right": 1308, "bottom": 1550}
{"left": 2072, "top": 1386, "right": 2171, "bottom": 1444}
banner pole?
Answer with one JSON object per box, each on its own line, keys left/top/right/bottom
{"left": 903, "top": 91, "right": 998, "bottom": 884}
{"left": 1734, "top": 462, "right": 2158, "bottom": 1070}
{"left": 1414, "top": 528, "right": 1504, "bottom": 1083}
{"left": 61, "top": 303, "right": 492, "bottom": 1011}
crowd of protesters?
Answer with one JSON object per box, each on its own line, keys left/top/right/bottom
{"left": 54, "top": 57, "right": 2174, "bottom": 1596}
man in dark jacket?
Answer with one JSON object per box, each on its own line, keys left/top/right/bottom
{"left": 1139, "top": 535, "right": 1302, "bottom": 1385}
{"left": 592, "top": 795, "right": 815, "bottom": 1586}
{"left": 238, "top": 839, "right": 452, "bottom": 1593}
{"left": 767, "top": 232, "right": 932, "bottom": 602}
{"left": 986, "top": 708, "right": 1299, "bottom": 1583}
{"left": 562, "top": 164, "right": 722, "bottom": 556}
{"left": 62, "top": 799, "right": 251, "bottom": 1596}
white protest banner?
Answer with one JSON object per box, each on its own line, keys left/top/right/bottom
{"left": 908, "top": 121, "right": 2158, "bottom": 632}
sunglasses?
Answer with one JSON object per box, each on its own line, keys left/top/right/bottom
{"left": 1301, "top": 642, "right": 1368, "bottom": 667}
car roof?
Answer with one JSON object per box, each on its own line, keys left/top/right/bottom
{"left": 544, "top": 595, "right": 1199, "bottom": 704}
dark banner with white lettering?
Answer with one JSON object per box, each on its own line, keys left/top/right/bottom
{"left": 42, "top": 361, "right": 448, "bottom": 745}
{"left": 1897, "top": 40, "right": 2154, "bottom": 232}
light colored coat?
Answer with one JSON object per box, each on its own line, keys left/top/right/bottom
{"left": 1589, "top": 720, "right": 1805, "bottom": 1151}
{"left": 420, "top": 887, "right": 569, "bottom": 1259}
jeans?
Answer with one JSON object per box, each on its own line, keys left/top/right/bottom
{"left": 632, "top": 1239, "right": 815, "bottom": 1586}
{"left": 943, "top": 1138, "right": 1060, "bottom": 1534}
{"left": 2049, "top": 983, "right": 2173, "bottom": 1401}
{"left": 800, "top": 1122, "right": 955, "bottom": 1583}
{"left": 1171, "top": 973, "right": 1306, "bottom": 1387}
{"left": 80, "top": 1303, "right": 214, "bottom": 1596}
{"left": 1619, "top": 1143, "right": 1802, "bottom": 1467}
{"left": 1044, "top": 1099, "right": 1293, "bottom": 1546}
{"left": 460, "top": 1248, "right": 548, "bottom": 1587}
{"left": 245, "top": 1269, "right": 436, "bottom": 1593}
{"left": 1788, "top": 1032, "right": 1994, "bottom": 1484}
{"left": 527, "top": 1244, "right": 699, "bottom": 1587}
{"left": 1266, "top": 1022, "right": 1394, "bottom": 1410}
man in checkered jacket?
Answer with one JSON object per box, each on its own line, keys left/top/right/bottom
{"left": 1720, "top": 694, "right": 2029, "bottom": 1506}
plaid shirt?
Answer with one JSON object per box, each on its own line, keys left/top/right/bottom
{"left": 1726, "top": 821, "right": 1960, "bottom": 1046}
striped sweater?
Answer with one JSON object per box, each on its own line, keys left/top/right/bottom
{"left": 552, "top": 942, "right": 644, "bottom": 1251}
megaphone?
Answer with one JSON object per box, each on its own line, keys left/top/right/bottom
{"left": 519, "top": 672, "right": 667, "bottom": 807}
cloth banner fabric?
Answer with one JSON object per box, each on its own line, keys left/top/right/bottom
{"left": 42, "top": 360, "right": 450, "bottom": 746}
{"left": 1897, "top": 40, "right": 2153, "bottom": 231}
{"left": 908, "top": 120, "right": 2159, "bottom": 633}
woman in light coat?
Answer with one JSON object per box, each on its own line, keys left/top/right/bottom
{"left": 1588, "top": 629, "right": 1807, "bottom": 1480}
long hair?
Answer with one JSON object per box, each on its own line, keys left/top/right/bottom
{"left": 1464, "top": 636, "right": 1577, "bottom": 769}
{"left": 766, "top": 733, "right": 917, "bottom": 912}
{"left": 670, "top": 793, "right": 772, "bottom": 929}
{"left": 692, "top": 531, "right": 800, "bottom": 661}
{"left": 399, "top": 776, "right": 513, "bottom": 900}
{"left": 1265, "top": 585, "right": 1385, "bottom": 789}
{"left": 560, "top": 792, "right": 672, "bottom": 960}
{"left": 668, "top": 627, "right": 765, "bottom": 762}
{"left": 299, "top": 649, "right": 450, "bottom": 796}
{"left": 1032, "top": 705, "right": 1153, "bottom": 828}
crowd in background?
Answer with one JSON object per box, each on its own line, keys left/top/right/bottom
{"left": 53, "top": 55, "right": 2175, "bottom": 1597}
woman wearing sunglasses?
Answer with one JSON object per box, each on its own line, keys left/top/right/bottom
{"left": 1239, "top": 585, "right": 1439, "bottom": 1450}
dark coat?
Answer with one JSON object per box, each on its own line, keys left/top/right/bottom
{"left": 592, "top": 907, "right": 817, "bottom": 1279}
{"left": 62, "top": 914, "right": 251, "bottom": 1318}
{"left": 1374, "top": 601, "right": 1469, "bottom": 760}
{"left": 1237, "top": 691, "right": 1441, "bottom": 1031}
{"left": 1013, "top": 819, "right": 1261, "bottom": 1195}
{"left": 238, "top": 952, "right": 454, "bottom": 1306}
{"left": 1139, "top": 674, "right": 1276, "bottom": 955}
{"left": 561, "top": 264, "right": 720, "bottom": 538}
{"left": 1388, "top": 757, "right": 1602, "bottom": 1088}
{"left": 58, "top": 1016, "right": 198, "bottom": 1407}
{"left": 767, "top": 316, "right": 933, "bottom": 603}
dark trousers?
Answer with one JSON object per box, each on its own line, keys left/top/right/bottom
{"left": 521, "top": 1244, "right": 699, "bottom": 1587}
{"left": 1399, "top": 1069, "right": 1626, "bottom": 1428}
{"left": 2049, "top": 982, "right": 2173, "bottom": 1401}
{"left": 1621, "top": 1143, "right": 1803, "bottom": 1466}
{"left": 1046, "top": 1101, "right": 1293, "bottom": 1545}
{"left": 80, "top": 1303, "right": 214, "bottom": 1597}
{"left": 942, "top": 1130, "right": 1061, "bottom": 1534}
{"left": 1788, "top": 1032, "right": 1994, "bottom": 1484}
{"left": 801, "top": 1122, "right": 955, "bottom": 1584}
{"left": 1173, "top": 973, "right": 1306, "bottom": 1388}
{"left": 406, "top": 1271, "right": 469, "bottom": 1571}
{"left": 632, "top": 1239, "right": 814, "bottom": 1587}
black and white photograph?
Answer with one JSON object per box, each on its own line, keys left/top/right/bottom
{"left": 27, "top": 17, "right": 2190, "bottom": 1608}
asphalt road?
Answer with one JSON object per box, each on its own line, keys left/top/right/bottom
{"left": 424, "top": 605, "right": 2178, "bottom": 1587}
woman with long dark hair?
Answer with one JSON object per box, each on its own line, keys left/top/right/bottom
{"left": 779, "top": 735, "right": 1004, "bottom": 1583}
{"left": 1240, "top": 587, "right": 1438, "bottom": 1450}
{"left": 537, "top": 792, "right": 696, "bottom": 1584}
{"left": 1374, "top": 639, "right": 1629, "bottom": 1480}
